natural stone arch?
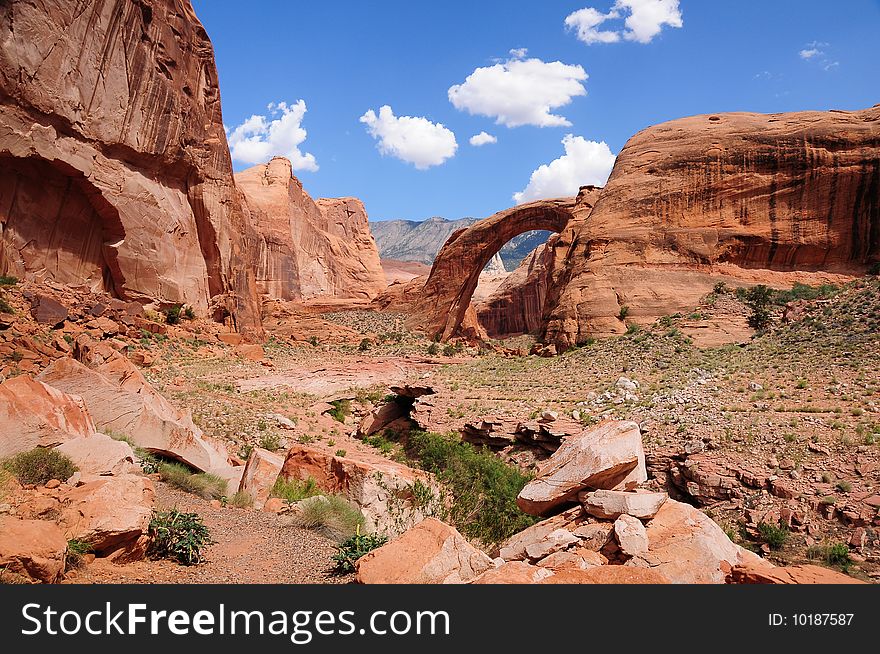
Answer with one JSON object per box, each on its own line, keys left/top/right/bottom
{"left": 408, "top": 198, "right": 578, "bottom": 341}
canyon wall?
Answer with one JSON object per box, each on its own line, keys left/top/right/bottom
{"left": 0, "top": 0, "right": 262, "bottom": 337}
{"left": 543, "top": 106, "right": 880, "bottom": 349}
{"left": 235, "top": 157, "right": 386, "bottom": 301}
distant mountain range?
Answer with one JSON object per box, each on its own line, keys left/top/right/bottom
{"left": 370, "top": 217, "right": 550, "bottom": 270}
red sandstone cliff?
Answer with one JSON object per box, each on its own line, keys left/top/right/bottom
{"left": 542, "top": 106, "right": 880, "bottom": 348}
{"left": 235, "top": 157, "right": 386, "bottom": 301}
{"left": 0, "top": 0, "right": 262, "bottom": 337}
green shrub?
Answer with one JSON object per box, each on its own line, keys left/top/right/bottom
{"left": 148, "top": 510, "right": 212, "bottom": 565}
{"left": 66, "top": 539, "right": 92, "bottom": 569}
{"left": 228, "top": 491, "right": 254, "bottom": 509}
{"left": 271, "top": 476, "right": 322, "bottom": 503}
{"left": 358, "top": 338, "right": 371, "bottom": 352}
{"left": 713, "top": 281, "right": 728, "bottom": 295}
{"left": 618, "top": 305, "right": 629, "bottom": 320}
{"left": 2, "top": 448, "right": 77, "bottom": 486}
{"left": 158, "top": 461, "right": 227, "bottom": 499}
{"left": 0, "top": 275, "right": 18, "bottom": 286}
{"left": 327, "top": 399, "right": 351, "bottom": 423}
{"left": 335, "top": 449, "right": 347, "bottom": 458}
{"left": 404, "top": 431, "right": 536, "bottom": 544}
{"left": 163, "top": 305, "right": 182, "bottom": 325}
{"left": 0, "top": 293, "right": 13, "bottom": 314}
{"left": 308, "top": 336, "right": 319, "bottom": 346}
{"left": 442, "top": 344, "right": 456, "bottom": 356}
{"left": 289, "top": 494, "right": 366, "bottom": 541}
{"left": 182, "top": 306, "right": 196, "bottom": 320}
{"left": 808, "top": 541, "right": 852, "bottom": 571}
{"left": 427, "top": 342, "right": 439, "bottom": 356}
{"left": 836, "top": 480, "right": 853, "bottom": 493}
{"left": 745, "top": 285, "right": 774, "bottom": 331}
{"left": 258, "top": 432, "right": 281, "bottom": 451}
{"left": 331, "top": 530, "right": 387, "bottom": 573}
{"left": 757, "top": 521, "right": 789, "bottom": 550}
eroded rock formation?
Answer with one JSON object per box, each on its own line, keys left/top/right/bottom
{"left": 0, "top": 0, "right": 262, "bottom": 337}
{"left": 236, "top": 157, "right": 385, "bottom": 301}
{"left": 543, "top": 106, "right": 880, "bottom": 349}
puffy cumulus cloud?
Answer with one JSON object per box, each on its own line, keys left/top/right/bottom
{"left": 799, "top": 42, "right": 838, "bottom": 70}
{"left": 226, "top": 100, "right": 318, "bottom": 172}
{"left": 566, "top": 1, "right": 682, "bottom": 45}
{"left": 469, "top": 131, "right": 497, "bottom": 146}
{"left": 513, "top": 134, "right": 615, "bottom": 204}
{"left": 448, "top": 53, "right": 587, "bottom": 128}
{"left": 564, "top": 7, "right": 621, "bottom": 44}
{"left": 359, "top": 105, "right": 458, "bottom": 170}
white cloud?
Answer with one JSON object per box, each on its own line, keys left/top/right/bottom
{"left": 508, "top": 47, "right": 529, "bottom": 59}
{"left": 469, "top": 131, "right": 497, "bottom": 146}
{"left": 565, "top": 1, "right": 682, "bottom": 45}
{"left": 513, "top": 134, "right": 616, "bottom": 204}
{"left": 226, "top": 100, "right": 318, "bottom": 172}
{"left": 448, "top": 55, "right": 587, "bottom": 128}
{"left": 359, "top": 105, "right": 457, "bottom": 169}
{"left": 799, "top": 42, "right": 838, "bottom": 70}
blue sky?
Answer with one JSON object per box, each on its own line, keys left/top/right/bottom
{"left": 193, "top": 0, "right": 880, "bottom": 221}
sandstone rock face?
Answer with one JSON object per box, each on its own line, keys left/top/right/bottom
{"left": 727, "top": 563, "right": 865, "bottom": 585}
{"left": 538, "top": 565, "right": 670, "bottom": 584}
{"left": 0, "top": 516, "right": 68, "bottom": 583}
{"left": 626, "top": 499, "right": 748, "bottom": 584}
{"left": 516, "top": 420, "right": 647, "bottom": 516}
{"left": 356, "top": 518, "right": 493, "bottom": 584}
{"left": 59, "top": 474, "right": 155, "bottom": 557}
{"left": 55, "top": 434, "right": 137, "bottom": 477}
{"left": 470, "top": 561, "right": 554, "bottom": 584}
{"left": 237, "top": 448, "right": 284, "bottom": 508}
{"left": 280, "top": 445, "right": 438, "bottom": 536}
{"left": 236, "top": 157, "right": 385, "bottom": 301}
{"left": 543, "top": 106, "right": 880, "bottom": 349}
{"left": 406, "top": 198, "right": 580, "bottom": 341}
{"left": 0, "top": 0, "right": 262, "bottom": 338}
{"left": 38, "top": 357, "right": 230, "bottom": 474}
{"left": 0, "top": 375, "right": 98, "bottom": 458}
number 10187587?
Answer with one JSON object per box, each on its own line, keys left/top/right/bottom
{"left": 769, "top": 613, "right": 854, "bottom": 626}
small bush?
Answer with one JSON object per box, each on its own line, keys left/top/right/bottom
{"left": 0, "top": 294, "right": 13, "bottom": 314}
{"left": 745, "top": 285, "right": 774, "bottom": 331}
{"left": 271, "top": 476, "right": 322, "bottom": 503}
{"left": 182, "top": 306, "right": 196, "bottom": 320}
{"left": 289, "top": 494, "right": 366, "bottom": 541}
{"left": 757, "top": 521, "right": 789, "bottom": 550}
{"left": 258, "top": 432, "right": 281, "bottom": 451}
{"left": 331, "top": 529, "right": 387, "bottom": 573}
{"left": 808, "top": 541, "right": 852, "bottom": 571}
{"left": 308, "top": 336, "right": 319, "bottom": 346}
{"left": 358, "top": 338, "right": 371, "bottom": 352}
{"left": 618, "top": 305, "right": 629, "bottom": 320}
{"left": 713, "top": 281, "right": 728, "bottom": 294}
{"left": 2, "top": 448, "right": 77, "bottom": 486}
{"left": 404, "top": 431, "right": 536, "bottom": 544}
{"left": 228, "top": 491, "right": 254, "bottom": 509}
{"left": 148, "top": 510, "right": 212, "bottom": 565}
{"left": 427, "top": 342, "right": 439, "bottom": 356}
{"left": 66, "top": 539, "right": 92, "bottom": 569}
{"left": 0, "top": 275, "right": 18, "bottom": 286}
{"left": 158, "top": 461, "right": 227, "bottom": 500}
{"left": 335, "top": 449, "right": 347, "bottom": 458}
{"left": 836, "top": 480, "right": 853, "bottom": 493}
{"left": 327, "top": 399, "right": 351, "bottom": 423}
{"left": 163, "top": 305, "right": 183, "bottom": 325}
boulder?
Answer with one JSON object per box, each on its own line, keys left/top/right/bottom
{"left": 470, "top": 561, "right": 554, "bottom": 584}
{"left": 539, "top": 565, "right": 671, "bottom": 584}
{"left": 497, "top": 506, "right": 584, "bottom": 561}
{"left": 727, "top": 563, "right": 865, "bottom": 585}
{"left": 38, "top": 357, "right": 230, "bottom": 475}
{"left": 0, "top": 375, "right": 98, "bottom": 458}
{"left": 581, "top": 489, "right": 668, "bottom": 520}
{"left": 237, "top": 448, "right": 284, "bottom": 508}
{"left": 55, "top": 433, "right": 136, "bottom": 476}
{"left": 626, "top": 499, "right": 747, "bottom": 584}
{"left": 524, "top": 528, "right": 579, "bottom": 561}
{"left": 59, "top": 474, "right": 155, "bottom": 557}
{"left": 0, "top": 516, "right": 68, "bottom": 583}
{"left": 516, "top": 420, "right": 647, "bottom": 516}
{"left": 614, "top": 514, "right": 649, "bottom": 557}
{"left": 535, "top": 548, "right": 606, "bottom": 570}
{"left": 280, "top": 445, "right": 438, "bottom": 536}
{"left": 29, "top": 295, "right": 68, "bottom": 327}
{"left": 356, "top": 518, "right": 493, "bottom": 584}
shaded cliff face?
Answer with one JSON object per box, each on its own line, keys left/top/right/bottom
{"left": 236, "top": 157, "right": 386, "bottom": 301}
{"left": 0, "top": 0, "right": 262, "bottom": 337}
{"left": 543, "top": 106, "right": 880, "bottom": 349}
